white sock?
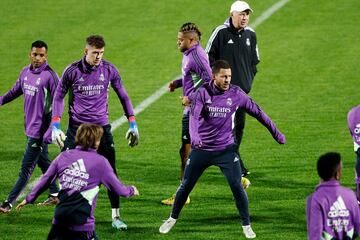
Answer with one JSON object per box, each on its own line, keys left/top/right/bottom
{"left": 112, "top": 208, "right": 120, "bottom": 220}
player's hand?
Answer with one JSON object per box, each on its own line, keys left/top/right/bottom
{"left": 191, "top": 137, "right": 202, "bottom": 148}
{"left": 125, "top": 116, "right": 139, "bottom": 147}
{"left": 16, "top": 199, "right": 27, "bottom": 211}
{"left": 51, "top": 116, "right": 66, "bottom": 148}
{"left": 132, "top": 186, "right": 139, "bottom": 196}
{"left": 168, "top": 81, "right": 177, "bottom": 92}
{"left": 275, "top": 132, "right": 286, "bottom": 144}
{"left": 181, "top": 96, "right": 191, "bottom": 106}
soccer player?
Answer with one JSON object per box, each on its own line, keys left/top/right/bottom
{"left": 348, "top": 104, "right": 360, "bottom": 202}
{"left": 51, "top": 35, "right": 139, "bottom": 230}
{"left": 205, "top": 0, "right": 260, "bottom": 177}
{"left": 16, "top": 123, "right": 139, "bottom": 240}
{"left": 161, "top": 22, "right": 212, "bottom": 206}
{"left": 159, "top": 60, "right": 285, "bottom": 239}
{"left": 306, "top": 152, "right": 360, "bottom": 239}
{"left": 0, "top": 40, "right": 59, "bottom": 213}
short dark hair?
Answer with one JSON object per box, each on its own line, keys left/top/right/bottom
{"left": 75, "top": 123, "right": 104, "bottom": 150}
{"left": 31, "top": 40, "right": 48, "bottom": 51}
{"left": 212, "top": 60, "right": 231, "bottom": 74}
{"left": 179, "top": 22, "right": 202, "bottom": 41}
{"left": 317, "top": 152, "right": 341, "bottom": 181}
{"left": 86, "top": 35, "right": 105, "bottom": 48}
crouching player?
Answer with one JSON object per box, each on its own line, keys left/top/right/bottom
{"left": 16, "top": 124, "right": 139, "bottom": 240}
{"left": 348, "top": 104, "right": 360, "bottom": 202}
{"left": 159, "top": 60, "right": 285, "bottom": 239}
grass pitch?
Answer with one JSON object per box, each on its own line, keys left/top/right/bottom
{"left": 0, "top": 0, "right": 359, "bottom": 239}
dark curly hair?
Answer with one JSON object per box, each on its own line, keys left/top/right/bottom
{"left": 179, "top": 22, "right": 202, "bottom": 41}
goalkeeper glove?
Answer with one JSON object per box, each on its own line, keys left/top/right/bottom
{"left": 51, "top": 116, "right": 66, "bottom": 148}
{"left": 125, "top": 116, "right": 139, "bottom": 147}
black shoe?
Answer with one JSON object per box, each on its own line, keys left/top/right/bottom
{"left": 241, "top": 166, "right": 251, "bottom": 177}
{"left": 0, "top": 201, "right": 12, "bottom": 213}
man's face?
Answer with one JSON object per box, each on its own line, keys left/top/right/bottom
{"left": 85, "top": 45, "right": 104, "bottom": 66}
{"left": 177, "top": 32, "right": 192, "bottom": 53}
{"left": 213, "top": 68, "right": 232, "bottom": 91}
{"left": 29, "top": 47, "right": 47, "bottom": 68}
{"left": 231, "top": 10, "right": 250, "bottom": 30}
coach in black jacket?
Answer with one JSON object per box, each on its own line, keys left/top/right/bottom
{"left": 205, "top": 1, "right": 260, "bottom": 176}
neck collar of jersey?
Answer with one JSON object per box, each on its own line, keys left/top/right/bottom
{"left": 82, "top": 56, "right": 101, "bottom": 73}
{"left": 29, "top": 61, "right": 48, "bottom": 74}
{"left": 183, "top": 42, "right": 200, "bottom": 56}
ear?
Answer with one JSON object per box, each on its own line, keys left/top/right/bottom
{"left": 335, "top": 167, "right": 342, "bottom": 180}
{"left": 84, "top": 47, "right": 88, "bottom": 55}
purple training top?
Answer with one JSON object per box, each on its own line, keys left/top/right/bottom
{"left": 172, "top": 43, "right": 212, "bottom": 114}
{"left": 0, "top": 62, "right": 59, "bottom": 140}
{"left": 26, "top": 146, "right": 134, "bottom": 232}
{"left": 190, "top": 82, "right": 285, "bottom": 151}
{"left": 306, "top": 180, "right": 360, "bottom": 240}
{"left": 52, "top": 57, "right": 134, "bottom": 126}
{"left": 348, "top": 104, "right": 360, "bottom": 151}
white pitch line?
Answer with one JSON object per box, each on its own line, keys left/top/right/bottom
{"left": 16, "top": 0, "right": 290, "bottom": 202}
{"left": 250, "top": 0, "right": 291, "bottom": 29}
{"left": 111, "top": 84, "right": 169, "bottom": 132}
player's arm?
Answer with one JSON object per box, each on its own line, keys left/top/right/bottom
{"left": 42, "top": 69, "right": 61, "bottom": 144}
{"left": 306, "top": 196, "right": 323, "bottom": 240}
{"left": 100, "top": 158, "right": 139, "bottom": 197}
{"left": 347, "top": 106, "right": 360, "bottom": 152}
{"left": 239, "top": 91, "right": 285, "bottom": 144}
{"left": 16, "top": 159, "right": 59, "bottom": 211}
{"left": 193, "top": 53, "right": 212, "bottom": 85}
{"left": 51, "top": 68, "right": 71, "bottom": 148}
{"left": 169, "top": 78, "right": 182, "bottom": 92}
{"left": 189, "top": 90, "right": 204, "bottom": 148}
{"left": 0, "top": 78, "right": 23, "bottom": 106}
{"left": 111, "top": 68, "right": 139, "bottom": 147}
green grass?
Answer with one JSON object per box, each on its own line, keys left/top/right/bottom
{"left": 0, "top": 0, "right": 360, "bottom": 239}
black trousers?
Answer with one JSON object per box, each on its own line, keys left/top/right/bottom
{"left": 47, "top": 224, "right": 98, "bottom": 240}
{"left": 233, "top": 108, "right": 249, "bottom": 175}
{"left": 171, "top": 146, "right": 250, "bottom": 225}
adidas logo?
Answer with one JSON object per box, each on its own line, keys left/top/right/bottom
{"left": 78, "top": 77, "right": 85, "bottom": 82}
{"left": 234, "top": 156, "right": 239, "bottom": 162}
{"left": 182, "top": 135, "right": 188, "bottom": 140}
{"left": 206, "top": 99, "right": 212, "bottom": 104}
{"left": 24, "top": 76, "right": 28, "bottom": 81}
{"left": 64, "top": 159, "right": 89, "bottom": 179}
{"left": 328, "top": 196, "right": 349, "bottom": 218}
{"left": 227, "top": 39, "right": 234, "bottom": 44}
